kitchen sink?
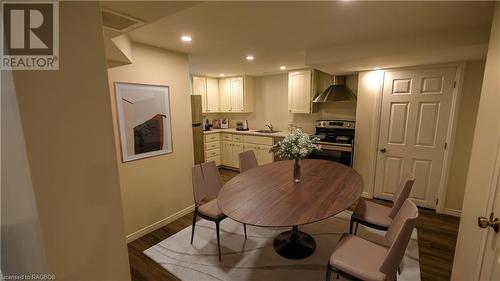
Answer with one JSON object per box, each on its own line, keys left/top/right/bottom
{"left": 255, "top": 130, "right": 280, "bottom": 133}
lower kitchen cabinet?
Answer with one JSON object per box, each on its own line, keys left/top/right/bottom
{"left": 220, "top": 134, "right": 274, "bottom": 169}
{"left": 232, "top": 143, "right": 244, "bottom": 168}
{"left": 256, "top": 145, "right": 273, "bottom": 165}
{"left": 221, "top": 141, "right": 233, "bottom": 167}
{"left": 204, "top": 133, "right": 221, "bottom": 166}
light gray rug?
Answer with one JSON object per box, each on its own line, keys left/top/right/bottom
{"left": 144, "top": 211, "right": 420, "bottom": 281}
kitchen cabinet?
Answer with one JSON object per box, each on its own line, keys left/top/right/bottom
{"left": 256, "top": 145, "right": 273, "bottom": 165}
{"left": 204, "top": 133, "right": 221, "bottom": 166}
{"left": 206, "top": 78, "right": 219, "bottom": 113}
{"left": 243, "top": 135, "right": 273, "bottom": 165}
{"left": 287, "top": 69, "right": 331, "bottom": 114}
{"left": 219, "top": 77, "right": 253, "bottom": 113}
{"left": 243, "top": 143, "right": 273, "bottom": 166}
{"left": 219, "top": 79, "right": 231, "bottom": 112}
{"left": 192, "top": 76, "right": 207, "bottom": 112}
{"left": 192, "top": 76, "right": 219, "bottom": 113}
{"left": 232, "top": 143, "right": 244, "bottom": 168}
{"left": 221, "top": 141, "right": 233, "bottom": 167}
{"left": 221, "top": 141, "right": 244, "bottom": 168}
{"left": 219, "top": 133, "right": 274, "bottom": 169}
{"left": 288, "top": 69, "right": 311, "bottom": 113}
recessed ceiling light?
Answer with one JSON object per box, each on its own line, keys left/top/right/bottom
{"left": 181, "top": 35, "right": 192, "bottom": 42}
{"left": 280, "top": 66, "right": 286, "bottom": 70}
{"left": 220, "top": 73, "right": 225, "bottom": 77}
{"left": 246, "top": 55, "right": 254, "bottom": 61}
{"left": 372, "top": 67, "right": 381, "bottom": 70}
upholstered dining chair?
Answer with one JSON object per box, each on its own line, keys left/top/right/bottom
{"left": 326, "top": 199, "right": 418, "bottom": 281}
{"left": 190, "top": 161, "right": 247, "bottom": 261}
{"left": 239, "top": 150, "right": 259, "bottom": 172}
{"left": 350, "top": 175, "right": 415, "bottom": 235}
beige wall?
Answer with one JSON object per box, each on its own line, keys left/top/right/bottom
{"left": 107, "top": 43, "right": 195, "bottom": 238}
{"left": 353, "top": 70, "right": 385, "bottom": 197}
{"left": 8, "top": 2, "right": 131, "bottom": 280}
{"left": 205, "top": 73, "right": 357, "bottom": 134}
{"left": 444, "top": 61, "right": 485, "bottom": 211}
{"left": 452, "top": 4, "right": 500, "bottom": 279}
{"left": 354, "top": 61, "right": 485, "bottom": 211}
{"left": 2, "top": 68, "right": 48, "bottom": 276}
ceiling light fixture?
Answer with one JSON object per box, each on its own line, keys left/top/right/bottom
{"left": 246, "top": 55, "right": 254, "bottom": 61}
{"left": 372, "top": 67, "right": 381, "bottom": 70}
{"left": 280, "top": 66, "right": 286, "bottom": 70}
{"left": 181, "top": 35, "right": 192, "bottom": 42}
{"left": 220, "top": 73, "right": 225, "bottom": 77}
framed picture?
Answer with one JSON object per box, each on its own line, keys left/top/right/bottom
{"left": 115, "top": 82, "right": 173, "bottom": 162}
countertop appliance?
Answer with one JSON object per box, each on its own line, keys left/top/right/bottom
{"left": 309, "top": 120, "right": 355, "bottom": 167}
{"left": 191, "top": 95, "right": 204, "bottom": 164}
{"left": 236, "top": 120, "right": 249, "bottom": 131}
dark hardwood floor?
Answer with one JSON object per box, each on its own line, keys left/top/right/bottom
{"left": 127, "top": 168, "right": 460, "bottom": 281}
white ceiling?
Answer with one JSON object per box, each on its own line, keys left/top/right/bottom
{"left": 118, "top": 1, "right": 493, "bottom": 76}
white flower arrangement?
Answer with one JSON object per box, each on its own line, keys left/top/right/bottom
{"left": 271, "top": 129, "right": 320, "bottom": 160}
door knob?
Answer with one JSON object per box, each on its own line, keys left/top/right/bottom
{"left": 380, "top": 148, "right": 387, "bottom": 153}
{"left": 478, "top": 213, "right": 500, "bottom": 233}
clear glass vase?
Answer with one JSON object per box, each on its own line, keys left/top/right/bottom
{"left": 293, "top": 158, "right": 301, "bottom": 183}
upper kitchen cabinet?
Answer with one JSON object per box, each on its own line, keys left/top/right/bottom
{"left": 287, "top": 69, "right": 331, "bottom": 114}
{"left": 288, "top": 69, "right": 311, "bottom": 113}
{"left": 206, "top": 78, "right": 219, "bottom": 113}
{"left": 219, "top": 76, "right": 253, "bottom": 113}
{"left": 192, "top": 76, "right": 207, "bottom": 112}
{"left": 192, "top": 76, "right": 220, "bottom": 113}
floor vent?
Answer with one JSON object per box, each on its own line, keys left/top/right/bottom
{"left": 102, "top": 8, "right": 144, "bottom": 32}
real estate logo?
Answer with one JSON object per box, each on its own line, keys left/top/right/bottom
{"left": 1, "top": 1, "right": 59, "bottom": 70}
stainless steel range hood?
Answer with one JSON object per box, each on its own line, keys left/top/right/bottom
{"left": 313, "top": 75, "right": 356, "bottom": 103}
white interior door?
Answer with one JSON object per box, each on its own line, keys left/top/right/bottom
{"left": 452, "top": 5, "right": 500, "bottom": 278}
{"left": 374, "top": 67, "right": 456, "bottom": 209}
{"left": 479, "top": 157, "right": 500, "bottom": 280}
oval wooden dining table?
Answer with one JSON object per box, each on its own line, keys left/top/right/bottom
{"left": 217, "top": 159, "right": 364, "bottom": 259}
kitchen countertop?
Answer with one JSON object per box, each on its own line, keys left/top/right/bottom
{"left": 203, "top": 128, "right": 289, "bottom": 138}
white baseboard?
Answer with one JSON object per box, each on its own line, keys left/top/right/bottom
{"left": 444, "top": 208, "right": 462, "bottom": 217}
{"left": 126, "top": 204, "right": 195, "bottom": 243}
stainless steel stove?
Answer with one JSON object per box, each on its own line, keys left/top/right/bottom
{"left": 309, "top": 120, "right": 355, "bottom": 167}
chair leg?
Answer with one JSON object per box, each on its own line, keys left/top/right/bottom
{"left": 325, "top": 264, "right": 331, "bottom": 281}
{"left": 190, "top": 208, "right": 198, "bottom": 244}
{"left": 243, "top": 223, "right": 247, "bottom": 240}
{"left": 349, "top": 217, "right": 354, "bottom": 234}
{"left": 216, "top": 220, "right": 222, "bottom": 261}
{"left": 354, "top": 221, "right": 359, "bottom": 235}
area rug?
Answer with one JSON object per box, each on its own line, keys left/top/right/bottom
{"left": 144, "top": 211, "right": 420, "bottom": 281}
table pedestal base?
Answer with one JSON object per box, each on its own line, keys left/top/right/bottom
{"left": 273, "top": 226, "right": 316, "bottom": 259}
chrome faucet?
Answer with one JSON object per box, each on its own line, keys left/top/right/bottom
{"left": 266, "top": 123, "right": 274, "bottom": 132}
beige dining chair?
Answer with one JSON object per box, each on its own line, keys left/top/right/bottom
{"left": 239, "top": 150, "right": 259, "bottom": 172}
{"left": 326, "top": 199, "right": 418, "bottom": 281}
{"left": 190, "top": 161, "right": 247, "bottom": 261}
{"left": 350, "top": 175, "right": 415, "bottom": 235}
